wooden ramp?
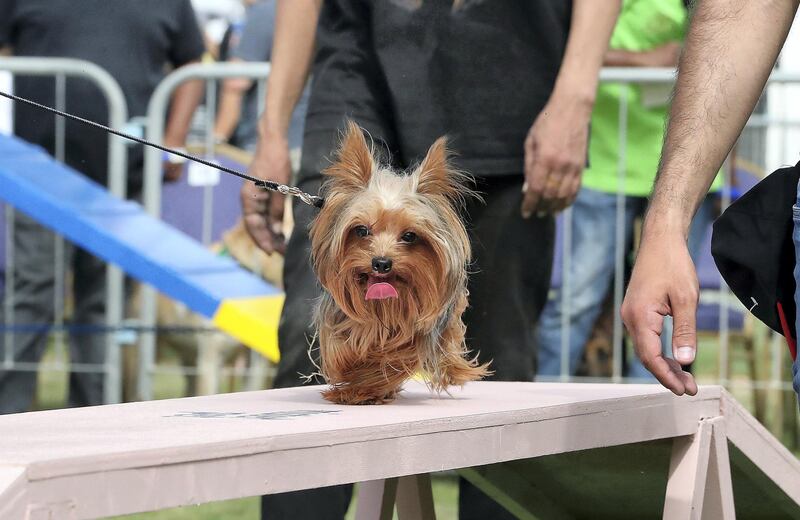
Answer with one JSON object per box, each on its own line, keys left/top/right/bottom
{"left": 0, "top": 382, "right": 797, "bottom": 519}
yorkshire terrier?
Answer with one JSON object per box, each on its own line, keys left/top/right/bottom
{"left": 310, "top": 121, "right": 491, "bottom": 405}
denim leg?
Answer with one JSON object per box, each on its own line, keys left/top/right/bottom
{"left": 536, "top": 188, "right": 637, "bottom": 377}
{"left": 793, "top": 359, "right": 800, "bottom": 411}
{"left": 792, "top": 183, "right": 800, "bottom": 409}
{"left": 686, "top": 195, "right": 717, "bottom": 260}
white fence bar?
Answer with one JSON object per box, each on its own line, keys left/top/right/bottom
{"left": 611, "top": 85, "right": 629, "bottom": 383}
{"left": 138, "top": 62, "right": 271, "bottom": 400}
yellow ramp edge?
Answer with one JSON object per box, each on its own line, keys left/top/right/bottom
{"left": 212, "top": 295, "right": 285, "bottom": 363}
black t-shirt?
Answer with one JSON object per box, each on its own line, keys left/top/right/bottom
{"left": 0, "top": 0, "right": 205, "bottom": 191}
{"left": 305, "top": 0, "right": 572, "bottom": 177}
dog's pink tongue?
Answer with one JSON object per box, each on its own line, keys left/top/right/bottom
{"left": 365, "top": 282, "right": 398, "bottom": 300}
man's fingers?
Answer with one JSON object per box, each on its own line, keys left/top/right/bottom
{"left": 671, "top": 290, "right": 699, "bottom": 365}
{"left": 267, "top": 193, "right": 287, "bottom": 254}
{"left": 563, "top": 174, "right": 582, "bottom": 210}
{"left": 624, "top": 304, "right": 699, "bottom": 397}
{"left": 663, "top": 357, "right": 698, "bottom": 396}
{"left": 163, "top": 162, "right": 183, "bottom": 183}
{"left": 522, "top": 161, "right": 549, "bottom": 218}
{"left": 541, "top": 172, "right": 561, "bottom": 201}
{"left": 548, "top": 168, "right": 578, "bottom": 213}
{"left": 268, "top": 192, "right": 286, "bottom": 225}
{"left": 670, "top": 357, "right": 699, "bottom": 396}
{"left": 521, "top": 184, "right": 540, "bottom": 218}
{"left": 243, "top": 214, "right": 276, "bottom": 254}
{"left": 241, "top": 182, "right": 276, "bottom": 254}
{"left": 559, "top": 169, "right": 580, "bottom": 202}
{"left": 623, "top": 301, "right": 694, "bottom": 396}
{"left": 631, "top": 326, "right": 686, "bottom": 395}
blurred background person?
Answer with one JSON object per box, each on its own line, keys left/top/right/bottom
{"left": 535, "top": 0, "right": 721, "bottom": 380}
{"left": 213, "top": 0, "right": 309, "bottom": 160}
{"left": 0, "top": 0, "right": 205, "bottom": 414}
{"left": 191, "top": 0, "right": 246, "bottom": 61}
{"left": 241, "top": 1, "right": 620, "bottom": 518}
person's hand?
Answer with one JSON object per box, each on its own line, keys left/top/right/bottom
{"left": 621, "top": 229, "right": 700, "bottom": 396}
{"left": 522, "top": 94, "right": 591, "bottom": 217}
{"left": 162, "top": 142, "right": 187, "bottom": 183}
{"left": 162, "top": 160, "right": 184, "bottom": 183}
{"left": 241, "top": 130, "right": 292, "bottom": 254}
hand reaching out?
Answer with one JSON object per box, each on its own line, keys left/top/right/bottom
{"left": 621, "top": 230, "right": 700, "bottom": 396}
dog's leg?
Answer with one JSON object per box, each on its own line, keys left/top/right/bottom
{"left": 429, "top": 292, "right": 491, "bottom": 391}
{"left": 320, "top": 333, "right": 416, "bottom": 405}
{"left": 321, "top": 361, "right": 409, "bottom": 405}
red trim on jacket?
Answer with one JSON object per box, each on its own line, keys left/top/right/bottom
{"left": 776, "top": 302, "right": 797, "bottom": 361}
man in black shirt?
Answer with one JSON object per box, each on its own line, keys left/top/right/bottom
{"left": 0, "top": 0, "right": 205, "bottom": 412}
{"left": 242, "top": 1, "right": 620, "bottom": 518}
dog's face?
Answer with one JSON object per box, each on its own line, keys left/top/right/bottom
{"left": 311, "top": 122, "right": 473, "bottom": 329}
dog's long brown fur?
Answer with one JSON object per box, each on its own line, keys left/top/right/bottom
{"left": 310, "top": 122, "right": 490, "bottom": 404}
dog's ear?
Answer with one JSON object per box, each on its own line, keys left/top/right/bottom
{"left": 416, "top": 137, "right": 471, "bottom": 201}
{"left": 324, "top": 120, "right": 374, "bottom": 189}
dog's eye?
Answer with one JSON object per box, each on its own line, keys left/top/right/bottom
{"left": 400, "top": 231, "right": 418, "bottom": 244}
{"left": 354, "top": 225, "right": 370, "bottom": 238}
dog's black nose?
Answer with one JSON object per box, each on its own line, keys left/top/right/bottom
{"left": 372, "top": 256, "right": 393, "bottom": 274}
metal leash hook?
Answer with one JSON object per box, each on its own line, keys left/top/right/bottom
{"left": 0, "top": 90, "right": 324, "bottom": 208}
{"left": 275, "top": 184, "right": 324, "bottom": 208}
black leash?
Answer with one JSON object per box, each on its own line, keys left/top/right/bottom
{"left": 0, "top": 90, "right": 324, "bottom": 208}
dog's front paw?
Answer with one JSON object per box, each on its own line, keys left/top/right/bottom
{"left": 321, "top": 384, "right": 398, "bottom": 405}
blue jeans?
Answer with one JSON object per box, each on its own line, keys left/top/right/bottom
{"left": 792, "top": 184, "right": 800, "bottom": 406}
{"left": 536, "top": 187, "right": 716, "bottom": 379}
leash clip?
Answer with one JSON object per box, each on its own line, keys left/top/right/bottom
{"left": 275, "top": 184, "right": 324, "bottom": 208}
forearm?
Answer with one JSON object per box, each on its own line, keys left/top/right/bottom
{"left": 647, "top": 0, "right": 799, "bottom": 237}
{"left": 214, "top": 76, "right": 253, "bottom": 142}
{"left": 258, "top": 0, "right": 321, "bottom": 141}
{"left": 214, "top": 88, "right": 245, "bottom": 142}
{"left": 550, "top": 0, "right": 621, "bottom": 110}
{"left": 164, "top": 69, "right": 203, "bottom": 147}
{"left": 605, "top": 49, "right": 647, "bottom": 67}
{"left": 605, "top": 43, "right": 680, "bottom": 68}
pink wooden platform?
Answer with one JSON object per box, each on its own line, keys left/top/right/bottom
{"left": 0, "top": 382, "right": 797, "bottom": 519}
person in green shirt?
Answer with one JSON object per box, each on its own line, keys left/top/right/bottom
{"left": 537, "top": 0, "right": 719, "bottom": 378}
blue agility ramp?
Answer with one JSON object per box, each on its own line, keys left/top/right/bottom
{"left": 0, "top": 135, "right": 283, "bottom": 361}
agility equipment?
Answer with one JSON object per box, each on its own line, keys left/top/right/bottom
{"left": 0, "top": 134, "right": 283, "bottom": 360}
{"left": 0, "top": 381, "right": 797, "bottom": 518}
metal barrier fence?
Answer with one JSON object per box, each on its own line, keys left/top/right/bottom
{"left": 0, "top": 57, "right": 128, "bottom": 405}
{"left": 136, "top": 62, "right": 272, "bottom": 400}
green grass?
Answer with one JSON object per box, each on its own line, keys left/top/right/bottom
{"left": 115, "top": 497, "right": 260, "bottom": 520}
